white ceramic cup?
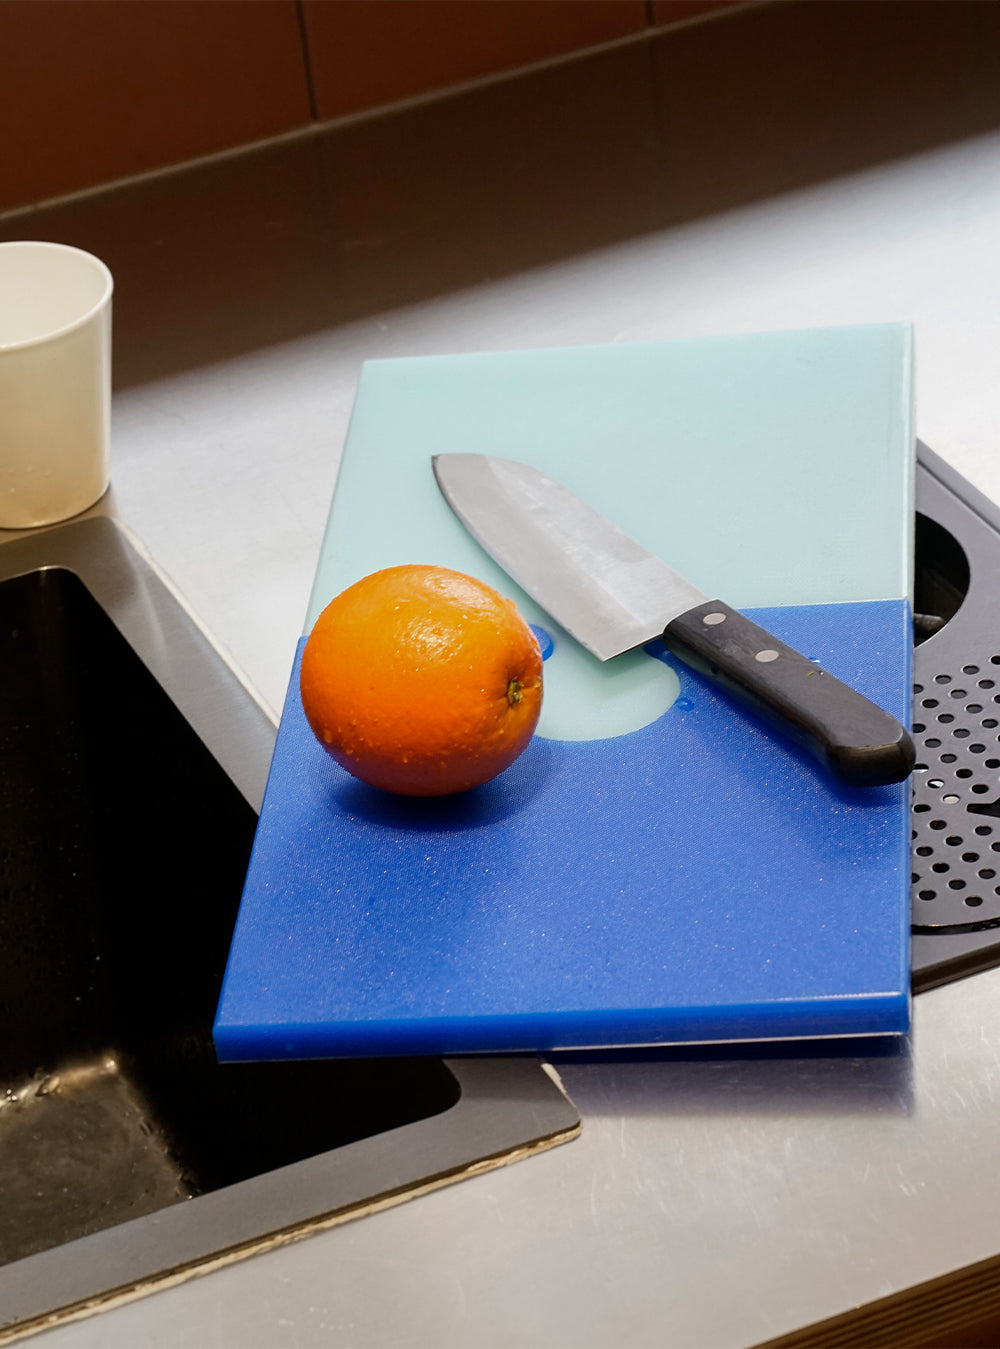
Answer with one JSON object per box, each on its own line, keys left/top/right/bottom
{"left": 0, "top": 240, "right": 113, "bottom": 529}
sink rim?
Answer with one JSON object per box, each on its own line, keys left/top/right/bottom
{"left": 0, "top": 1056, "right": 578, "bottom": 1343}
{"left": 0, "top": 512, "right": 277, "bottom": 814}
{"left": 0, "top": 515, "right": 580, "bottom": 1343}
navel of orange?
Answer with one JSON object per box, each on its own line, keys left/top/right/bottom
{"left": 299, "top": 564, "right": 543, "bottom": 796}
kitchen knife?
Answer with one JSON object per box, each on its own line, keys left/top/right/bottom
{"left": 432, "top": 453, "right": 914, "bottom": 788}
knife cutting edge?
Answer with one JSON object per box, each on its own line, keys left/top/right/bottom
{"left": 431, "top": 453, "right": 914, "bottom": 789}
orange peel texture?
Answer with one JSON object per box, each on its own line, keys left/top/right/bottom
{"left": 300, "top": 564, "right": 543, "bottom": 796}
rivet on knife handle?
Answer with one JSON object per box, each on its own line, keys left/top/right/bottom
{"left": 663, "top": 601, "right": 915, "bottom": 788}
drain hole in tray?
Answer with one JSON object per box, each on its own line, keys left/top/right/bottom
{"left": 913, "top": 512, "right": 970, "bottom": 644}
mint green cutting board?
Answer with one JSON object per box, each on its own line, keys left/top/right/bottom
{"left": 308, "top": 324, "right": 913, "bottom": 743}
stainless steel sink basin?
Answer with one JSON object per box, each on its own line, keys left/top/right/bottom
{"left": 0, "top": 515, "right": 579, "bottom": 1343}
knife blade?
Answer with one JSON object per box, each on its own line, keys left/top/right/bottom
{"left": 432, "top": 453, "right": 914, "bottom": 788}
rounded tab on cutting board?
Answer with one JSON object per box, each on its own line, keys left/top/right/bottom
{"left": 529, "top": 624, "right": 555, "bottom": 661}
{"left": 533, "top": 624, "right": 680, "bottom": 741}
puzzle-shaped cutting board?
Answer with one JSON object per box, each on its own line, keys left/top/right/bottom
{"left": 215, "top": 325, "right": 914, "bottom": 1058}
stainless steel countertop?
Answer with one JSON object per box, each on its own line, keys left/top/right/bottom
{"left": 8, "top": 12, "right": 1000, "bottom": 1345}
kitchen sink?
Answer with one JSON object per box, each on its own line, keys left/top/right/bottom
{"left": 0, "top": 515, "right": 580, "bottom": 1343}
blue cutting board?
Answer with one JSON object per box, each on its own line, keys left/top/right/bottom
{"left": 214, "top": 324, "right": 914, "bottom": 1058}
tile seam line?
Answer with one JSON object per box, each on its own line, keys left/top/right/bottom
{"left": 0, "top": 0, "right": 771, "bottom": 224}
{"left": 294, "top": 0, "right": 319, "bottom": 123}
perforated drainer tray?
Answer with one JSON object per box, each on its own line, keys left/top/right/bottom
{"left": 912, "top": 443, "right": 1000, "bottom": 990}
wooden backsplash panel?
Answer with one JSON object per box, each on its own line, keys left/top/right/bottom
{"left": 650, "top": 1, "right": 743, "bottom": 24}
{"left": 0, "top": 0, "right": 752, "bottom": 213}
{"left": 0, "top": 0, "right": 311, "bottom": 213}
{"left": 301, "top": 0, "right": 648, "bottom": 120}
{"left": 650, "top": 0, "right": 1000, "bottom": 220}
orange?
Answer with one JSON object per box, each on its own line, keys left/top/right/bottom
{"left": 300, "top": 564, "right": 543, "bottom": 796}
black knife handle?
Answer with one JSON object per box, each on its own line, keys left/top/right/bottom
{"left": 663, "top": 600, "right": 915, "bottom": 788}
